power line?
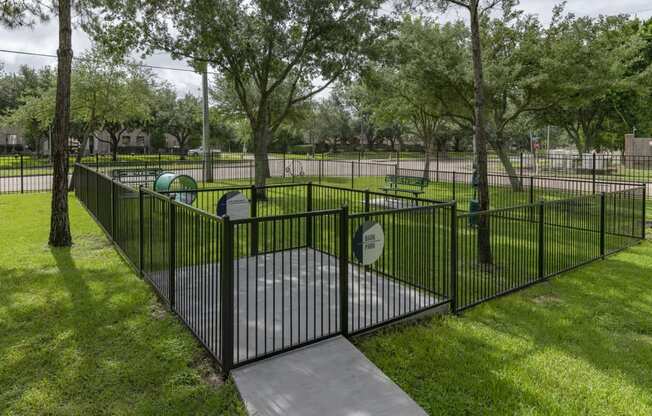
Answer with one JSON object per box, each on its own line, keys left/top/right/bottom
{"left": 0, "top": 48, "right": 218, "bottom": 75}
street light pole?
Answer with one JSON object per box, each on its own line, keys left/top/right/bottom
{"left": 202, "top": 66, "right": 213, "bottom": 182}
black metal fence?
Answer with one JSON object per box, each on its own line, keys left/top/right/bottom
{"left": 454, "top": 186, "right": 646, "bottom": 311}
{"left": 74, "top": 162, "right": 645, "bottom": 373}
{"left": 74, "top": 163, "right": 454, "bottom": 372}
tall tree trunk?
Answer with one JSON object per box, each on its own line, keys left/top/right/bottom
{"left": 470, "top": 1, "right": 492, "bottom": 265}
{"left": 492, "top": 139, "right": 523, "bottom": 192}
{"left": 423, "top": 141, "right": 432, "bottom": 179}
{"left": 48, "top": 0, "right": 73, "bottom": 247}
{"left": 111, "top": 138, "right": 118, "bottom": 161}
{"left": 253, "top": 121, "right": 271, "bottom": 200}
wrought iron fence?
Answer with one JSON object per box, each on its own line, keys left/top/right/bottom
{"left": 73, "top": 162, "right": 645, "bottom": 374}
{"left": 454, "top": 186, "right": 646, "bottom": 311}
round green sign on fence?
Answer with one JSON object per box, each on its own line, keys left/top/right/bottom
{"left": 154, "top": 172, "right": 198, "bottom": 205}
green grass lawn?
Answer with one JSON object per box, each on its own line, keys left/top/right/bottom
{"left": 357, "top": 240, "right": 652, "bottom": 416}
{"left": 0, "top": 193, "right": 245, "bottom": 415}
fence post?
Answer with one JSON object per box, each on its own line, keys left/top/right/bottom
{"left": 592, "top": 153, "right": 597, "bottom": 194}
{"left": 221, "top": 216, "right": 235, "bottom": 374}
{"left": 95, "top": 153, "right": 99, "bottom": 170}
{"left": 351, "top": 161, "right": 355, "bottom": 188}
{"left": 642, "top": 187, "right": 647, "bottom": 239}
{"left": 529, "top": 176, "right": 534, "bottom": 204}
{"left": 339, "top": 205, "right": 349, "bottom": 337}
{"left": 139, "top": 186, "right": 144, "bottom": 277}
{"left": 538, "top": 201, "right": 545, "bottom": 280}
{"left": 169, "top": 196, "right": 176, "bottom": 310}
{"left": 20, "top": 154, "right": 24, "bottom": 194}
{"left": 111, "top": 180, "right": 116, "bottom": 237}
{"left": 452, "top": 171, "right": 456, "bottom": 200}
{"left": 319, "top": 158, "right": 323, "bottom": 183}
{"left": 600, "top": 192, "right": 606, "bottom": 258}
{"left": 250, "top": 184, "right": 258, "bottom": 256}
{"left": 364, "top": 188, "right": 370, "bottom": 218}
{"left": 358, "top": 152, "right": 361, "bottom": 177}
{"left": 95, "top": 165, "right": 99, "bottom": 211}
{"left": 306, "top": 182, "right": 313, "bottom": 247}
{"left": 450, "top": 201, "right": 458, "bottom": 313}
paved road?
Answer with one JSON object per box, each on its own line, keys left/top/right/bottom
{"left": 1, "top": 159, "right": 650, "bottom": 198}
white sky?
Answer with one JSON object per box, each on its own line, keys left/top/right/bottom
{"left": 1, "top": 0, "right": 650, "bottom": 97}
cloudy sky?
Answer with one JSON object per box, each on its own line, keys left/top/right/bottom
{"left": 1, "top": 0, "right": 650, "bottom": 97}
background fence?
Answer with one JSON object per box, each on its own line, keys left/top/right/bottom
{"left": 4, "top": 153, "right": 651, "bottom": 211}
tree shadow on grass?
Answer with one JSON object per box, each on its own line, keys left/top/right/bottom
{"left": 358, "top": 245, "right": 652, "bottom": 416}
{"left": 0, "top": 247, "right": 243, "bottom": 415}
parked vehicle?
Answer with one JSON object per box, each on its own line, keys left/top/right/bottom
{"left": 187, "top": 147, "right": 221, "bottom": 156}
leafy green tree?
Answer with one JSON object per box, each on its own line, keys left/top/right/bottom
{"left": 165, "top": 94, "right": 202, "bottom": 157}
{"left": 83, "top": 0, "right": 385, "bottom": 195}
{"left": 537, "top": 8, "right": 650, "bottom": 152}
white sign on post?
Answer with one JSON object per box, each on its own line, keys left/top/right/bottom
{"left": 217, "top": 191, "right": 250, "bottom": 220}
{"left": 353, "top": 221, "right": 385, "bottom": 266}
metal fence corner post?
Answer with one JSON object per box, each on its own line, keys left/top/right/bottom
{"left": 538, "top": 201, "right": 545, "bottom": 280}
{"left": 221, "top": 216, "right": 235, "bottom": 374}
{"left": 169, "top": 196, "right": 176, "bottom": 311}
{"left": 600, "top": 192, "right": 606, "bottom": 257}
{"left": 339, "top": 205, "right": 349, "bottom": 337}
{"left": 452, "top": 171, "right": 457, "bottom": 201}
{"left": 20, "top": 154, "right": 24, "bottom": 194}
{"left": 364, "top": 188, "right": 370, "bottom": 217}
{"left": 642, "top": 187, "right": 647, "bottom": 240}
{"left": 250, "top": 184, "right": 258, "bottom": 256}
{"left": 592, "top": 153, "right": 597, "bottom": 194}
{"left": 139, "top": 185, "right": 144, "bottom": 277}
{"left": 111, "top": 180, "right": 116, "bottom": 237}
{"left": 306, "top": 182, "right": 313, "bottom": 247}
{"left": 450, "top": 201, "right": 458, "bottom": 313}
{"left": 351, "top": 161, "right": 355, "bottom": 188}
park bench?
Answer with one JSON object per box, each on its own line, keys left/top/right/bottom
{"left": 111, "top": 168, "right": 163, "bottom": 185}
{"left": 380, "top": 175, "right": 429, "bottom": 198}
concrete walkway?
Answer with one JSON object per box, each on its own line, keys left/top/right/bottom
{"left": 232, "top": 336, "right": 427, "bottom": 416}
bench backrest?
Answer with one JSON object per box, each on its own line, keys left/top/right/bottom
{"left": 384, "top": 175, "right": 429, "bottom": 188}
{"left": 111, "top": 168, "right": 163, "bottom": 183}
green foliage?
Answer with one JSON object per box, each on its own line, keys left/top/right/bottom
{"left": 537, "top": 9, "right": 651, "bottom": 151}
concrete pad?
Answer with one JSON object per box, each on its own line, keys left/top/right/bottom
{"left": 232, "top": 336, "right": 427, "bottom": 416}
{"left": 160, "top": 248, "right": 440, "bottom": 365}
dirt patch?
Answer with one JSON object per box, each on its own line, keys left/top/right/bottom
{"left": 531, "top": 293, "right": 562, "bottom": 305}
{"left": 149, "top": 300, "right": 168, "bottom": 320}
{"left": 192, "top": 353, "right": 224, "bottom": 388}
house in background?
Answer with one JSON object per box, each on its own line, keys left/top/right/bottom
{"left": 1, "top": 127, "right": 26, "bottom": 153}
{"left": 1, "top": 126, "right": 183, "bottom": 155}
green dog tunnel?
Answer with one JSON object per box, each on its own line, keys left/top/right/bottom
{"left": 154, "top": 172, "right": 198, "bottom": 205}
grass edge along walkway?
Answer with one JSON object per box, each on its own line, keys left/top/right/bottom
{"left": 357, "top": 240, "right": 652, "bottom": 416}
{"left": 0, "top": 193, "right": 245, "bottom": 415}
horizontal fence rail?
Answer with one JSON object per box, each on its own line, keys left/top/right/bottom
{"left": 72, "top": 162, "right": 646, "bottom": 374}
